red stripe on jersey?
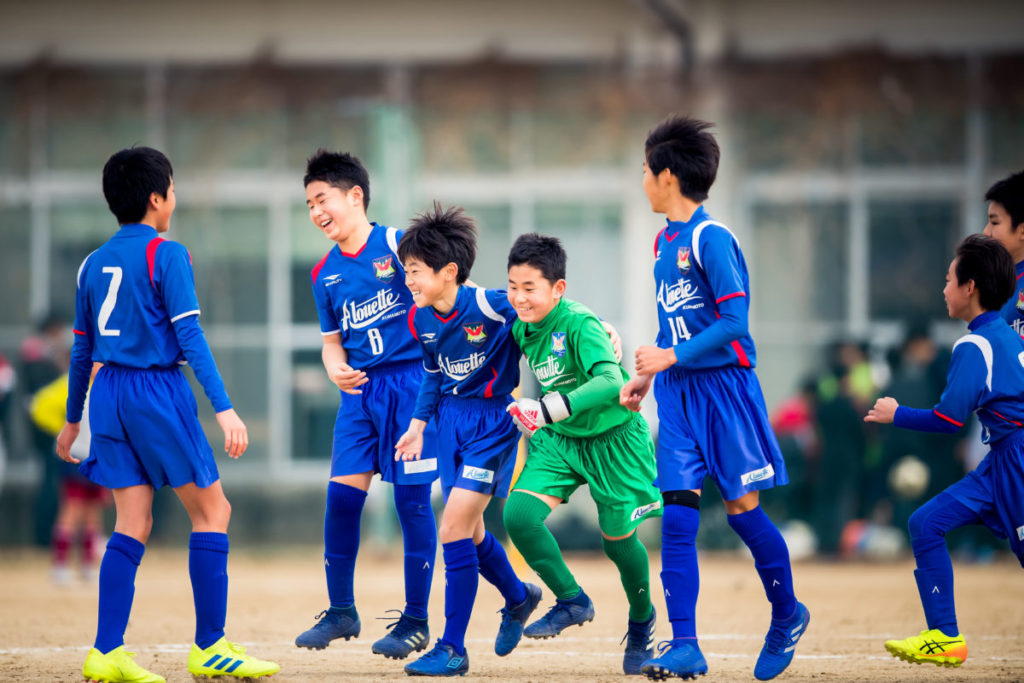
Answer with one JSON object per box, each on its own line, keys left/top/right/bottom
{"left": 716, "top": 291, "right": 746, "bottom": 304}
{"left": 407, "top": 306, "right": 418, "bottom": 339}
{"left": 434, "top": 309, "right": 458, "bottom": 323}
{"left": 73, "top": 329, "right": 85, "bottom": 336}
{"left": 933, "top": 409, "right": 963, "bottom": 427}
{"left": 730, "top": 340, "right": 751, "bottom": 368}
{"left": 1017, "top": 271, "right": 1023, "bottom": 281}
{"left": 310, "top": 251, "right": 331, "bottom": 283}
{"left": 653, "top": 228, "right": 665, "bottom": 257}
{"left": 146, "top": 237, "right": 165, "bottom": 287}
{"left": 484, "top": 367, "right": 498, "bottom": 398}
{"left": 341, "top": 242, "right": 368, "bottom": 258}
{"left": 989, "top": 409, "right": 1023, "bottom": 427}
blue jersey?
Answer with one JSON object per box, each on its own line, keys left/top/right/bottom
{"left": 73, "top": 223, "right": 201, "bottom": 369}
{"left": 411, "top": 286, "right": 520, "bottom": 420}
{"left": 311, "top": 223, "right": 420, "bottom": 370}
{"left": 652, "top": 207, "right": 756, "bottom": 370}
{"left": 998, "top": 261, "right": 1024, "bottom": 338}
{"left": 932, "top": 311, "right": 1024, "bottom": 445}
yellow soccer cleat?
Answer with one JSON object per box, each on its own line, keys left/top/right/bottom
{"left": 884, "top": 629, "right": 967, "bottom": 667}
{"left": 188, "top": 637, "right": 280, "bottom": 680}
{"left": 82, "top": 646, "right": 166, "bottom": 683}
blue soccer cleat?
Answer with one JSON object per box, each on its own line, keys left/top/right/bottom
{"left": 372, "top": 610, "right": 430, "bottom": 660}
{"left": 523, "top": 589, "right": 595, "bottom": 639}
{"left": 754, "top": 601, "right": 810, "bottom": 680}
{"left": 641, "top": 639, "right": 708, "bottom": 680}
{"left": 404, "top": 640, "right": 469, "bottom": 677}
{"left": 621, "top": 607, "right": 657, "bottom": 675}
{"left": 495, "top": 582, "right": 542, "bottom": 656}
{"left": 295, "top": 607, "right": 361, "bottom": 650}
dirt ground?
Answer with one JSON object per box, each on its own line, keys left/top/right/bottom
{"left": 1, "top": 547, "right": 1022, "bottom": 682}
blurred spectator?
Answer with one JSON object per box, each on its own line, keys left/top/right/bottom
{"left": 766, "top": 378, "right": 818, "bottom": 523}
{"left": 19, "top": 313, "right": 71, "bottom": 546}
{"left": 0, "top": 352, "right": 14, "bottom": 491}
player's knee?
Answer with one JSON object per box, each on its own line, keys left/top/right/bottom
{"left": 908, "top": 504, "right": 942, "bottom": 543}
{"left": 662, "top": 489, "right": 700, "bottom": 510}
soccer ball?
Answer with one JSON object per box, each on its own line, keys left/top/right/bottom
{"left": 888, "top": 455, "right": 930, "bottom": 500}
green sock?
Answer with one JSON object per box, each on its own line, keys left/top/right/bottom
{"left": 503, "top": 491, "right": 580, "bottom": 600}
{"left": 602, "top": 532, "right": 653, "bottom": 622}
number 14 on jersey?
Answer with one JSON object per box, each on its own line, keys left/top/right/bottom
{"left": 668, "top": 316, "right": 691, "bottom": 345}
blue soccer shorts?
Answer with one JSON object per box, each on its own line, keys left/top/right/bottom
{"left": 331, "top": 361, "right": 439, "bottom": 485}
{"left": 435, "top": 395, "right": 520, "bottom": 500}
{"left": 653, "top": 365, "right": 788, "bottom": 501}
{"left": 81, "top": 365, "right": 219, "bottom": 490}
{"left": 941, "top": 429, "right": 1024, "bottom": 566}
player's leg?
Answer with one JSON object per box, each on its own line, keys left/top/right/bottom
{"left": 404, "top": 487, "right": 491, "bottom": 676}
{"left": 82, "top": 484, "right": 165, "bottom": 683}
{"left": 176, "top": 480, "right": 279, "bottom": 679}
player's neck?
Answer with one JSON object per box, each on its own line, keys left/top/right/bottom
{"left": 430, "top": 283, "right": 460, "bottom": 317}
{"left": 664, "top": 197, "right": 701, "bottom": 224}
{"left": 337, "top": 217, "right": 374, "bottom": 253}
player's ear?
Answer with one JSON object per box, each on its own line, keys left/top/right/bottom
{"left": 553, "top": 279, "right": 567, "bottom": 298}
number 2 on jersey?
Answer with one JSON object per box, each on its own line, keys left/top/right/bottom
{"left": 98, "top": 266, "right": 123, "bottom": 337}
{"left": 668, "top": 316, "right": 691, "bottom": 344}
{"left": 368, "top": 328, "right": 384, "bottom": 355}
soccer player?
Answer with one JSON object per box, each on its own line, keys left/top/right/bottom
{"left": 394, "top": 203, "right": 541, "bottom": 676}
{"left": 504, "top": 233, "right": 663, "bottom": 675}
{"left": 982, "top": 171, "right": 1024, "bottom": 335}
{"left": 620, "top": 116, "right": 808, "bottom": 681}
{"left": 865, "top": 234, "right": 1024, "bottom": 668}
{"left": 55, "top": 146, "right": 279, "bottom": 683}
{"left": 301, "top": 150, "right": 438, "bottom": 659}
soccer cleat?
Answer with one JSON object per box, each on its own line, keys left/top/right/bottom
{"left": 754, "top": 602, "right": 810, "bottom": 680}
{"left": 495, "top": 582, "right": 542, "bottom": 656}
{"left": 187, "top": 637, "right": 280, "bottom": 679}
{"left": 621, "top": 607, "right": 657, "bottom": 675}
{"left": 640, "top": 639, "right": 708, "bottom": 680}
{"left": 294, "top": 607, "right": 360, "bottom": 649}
{"left": 82, "top": 646, "right": 166, "bottom": 683}
{"left": 403, "top": 640, "right": 470, "bottom": 677}
{"left": 884, "top": 629, "right": 967, "bottom": 668}
{"left": 523, "top": 590, "right": 595, "bottom": 639}
{"left": 372, "top": 610, "right": 430, "bottom": 659}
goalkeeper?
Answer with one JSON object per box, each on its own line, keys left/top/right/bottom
{"left": 504, "top": 232, "right": 662, "bottom": 676}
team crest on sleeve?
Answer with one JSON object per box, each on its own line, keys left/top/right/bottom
{"left": 677, "top": 247, "right": 692, "bottom": 273}
{"left": 551, "top": 332, "right": 567, "bottom": 357}
{"left": 1016, "top": 289, "right": 1024, "bottom": 312}
{"left": 373, "top": 255, "right": 396, "bottom": 282}
{"left": 463, "top": 323, "right": 487, "bottom": 345}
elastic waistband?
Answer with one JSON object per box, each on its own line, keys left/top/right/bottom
{"left": 990, "top": 428, "right": 1024, "bottom": 452}
{"left": 364, "top": 360, "right": 422, "bottom": 377}
{"left": 439, "top": 394, "right": 513, "bottom": 412}
{"left": 101, "top": 362, "right": 183, "bottom": 374}
{"left": 661, "top": 364, "right": 749, "bottom": 380}
{"left": 556, "top": 411, "right": 642, "bottom": 443}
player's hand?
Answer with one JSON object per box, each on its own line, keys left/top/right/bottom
{"left": 634, "top": 345, "right": 677, "bottom": 375}
{"left": 506, "top": 393, "right": 572, "bottom": 438}
{"left": 330, "top": 362, "right": 368, "bottom": 395}
{"left": 395, "top": 420, "right": 426, "bottom": 461}
{"left": 56, "top": 422, "right": 81, "bottom": 464}
{"left": 598, "top": 321, "right": 622, "bottom": 362}
{"left": 215, "top": 408, "right": 248, "bottom": 458}
{"left": 864, "top": 396, "right": 899, "bottom": 424}
{"left": 620, "top": 375, "right": 653, "bottom": 412}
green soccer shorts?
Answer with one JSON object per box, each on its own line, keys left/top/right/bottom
{"left": 513, "top": 412, "right": 662, "bottom": 537}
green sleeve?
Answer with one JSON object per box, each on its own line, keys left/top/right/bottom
{"left": 574, "top": 314, "right": 619, "bottom": 374}
{"left": 565, "top": 361, "right": 623, "bottom": 415}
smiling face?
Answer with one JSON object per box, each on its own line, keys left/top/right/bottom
{"left": 404, "top": 257, "right": 455, "bottom": 310}
{"left": 983, "top": 201, "right": 1024, "bottom": 262}
{"left": 306, "top": 180, "right": 365, "bottom": 245}
{"left": 507, "top": 263, "right": 566, "bottom": 323}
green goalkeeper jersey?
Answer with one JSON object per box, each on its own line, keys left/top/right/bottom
{"left": 512, "top": 298, "right": 632, "bottom": 439}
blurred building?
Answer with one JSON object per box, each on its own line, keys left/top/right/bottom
{"left": 0, "top": 0, "right": 1022, "bottom": 540}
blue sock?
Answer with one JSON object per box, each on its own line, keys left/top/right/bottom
{"left": 661, "top": 505, "right": 700, "bottom": 640}
{"left": 189, "top": 532, "right": 229, "bottom": 649}
{"left": 394, "top": 483, "right": 437, "bottom": 620}
{"left": 727, "top": 506, "right": 797, "bottom": 620}
{"left": 325, "top": 482, "right": 367, "bottom": 610}
{"left": 94, "top": 533, "right": 145, "bottom": 653}
{"left": 909, "top": 494, "right": 976, "bottom": 635}
{"left": 440, "top": 538, "right": 478, "bottom": 655}
{"left": 476, "top": 531, "right": 527, "bottom": 607}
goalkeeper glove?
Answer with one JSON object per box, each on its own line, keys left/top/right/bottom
{"left": 506, "top": 393, "right": 571, "bottom": 437}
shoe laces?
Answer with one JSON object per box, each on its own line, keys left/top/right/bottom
{"left": 763, "top": 622, "right": 792, "bottom": 654}
{"left": 224, "top": 641, "right": 247, "bottom": 656}
{"left": 312, "top": 609, "right": 346, "bottom": 628}
{"left": 620, "top": 618, "right": 654, "bottom": 650}
{"left": 654, "top": 640, "right": 675, "bottom": 656}
{"left": 421, "top": 640, "right": 453, "bottom": 662}
{"left": 378, "top": 609, "right": 424, "bottom": 639}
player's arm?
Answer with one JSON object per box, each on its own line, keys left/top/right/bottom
{"left": 322, "top": 333, "right": 368, "bottom": 394}
{"left": 58, "top": 265, "right": 97, "bottom": 464}
{"left": 396, "top": 328, "right": 442, "bottom": 461}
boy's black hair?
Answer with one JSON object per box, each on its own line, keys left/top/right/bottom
{"left": 397, "top": 202, "right": 477, "bottom": 284}
{"left": 954, "top": 234, "right": 1015, "bottom": 311}
{"left": 304, "top": 149, "right": 371, "bottom": 210}
{"left": 507, "top": 233, "right": 566, "bottom": 283}
{"left": 985, "top": 170, "right": 1024, "bottom": 231}
{"left": 645, "top": 115, "right": 720, "bottom": 203}
{"left": 102, "top": 147, "right": 173, "bottom": 225}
